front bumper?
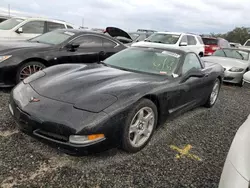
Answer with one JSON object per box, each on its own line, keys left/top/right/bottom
{"left": 0, "top": 62, "right": 17, "bottom": 87}
{"left": 9, "top": 83, "right": 113, "bottom": 153}
{"left": 223, "top": 70, "right": 244, "bottom": 84}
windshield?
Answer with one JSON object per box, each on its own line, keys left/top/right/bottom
{"left": 202, "top": 38, "right": 218, "bottom": 45}
{"left": 0, "top": 18, "right": 24, "bottom": 30}
{"left": 236, "top": 50, "right": 250, "bottom": 60}
{"left": 30, "top": 30, "right": 75, "bottom": 45}
{"left": 105, "top": 47, "right": 181, "bottom": 75}
{"left": 145, "top": 33, "right": 180, "bottom": 44}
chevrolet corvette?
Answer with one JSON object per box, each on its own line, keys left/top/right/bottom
{"left": 9, "top": 46, "right": 224, "bottom": 153}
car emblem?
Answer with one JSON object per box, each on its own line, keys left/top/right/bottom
{"left": 29, "top": 97, "right": 40, "bottom": 103}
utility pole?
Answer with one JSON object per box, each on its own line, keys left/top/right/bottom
{"left": 8, "top": 4, "right": 10, "bottom": 17}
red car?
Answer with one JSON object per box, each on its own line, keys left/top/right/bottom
{"left": 202, "top": 37, "right": 230, "bottom": 56}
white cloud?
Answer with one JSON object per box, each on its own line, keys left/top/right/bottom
{"left": 0, "top": 0, "right": 249, "bottom": 33}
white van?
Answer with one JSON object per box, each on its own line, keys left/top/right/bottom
{"left": 0, "top": 17, "right": 74, "bottom": 41}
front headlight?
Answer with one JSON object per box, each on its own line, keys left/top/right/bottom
{"left": 0, "top": 55, "right": 12, "bottom": 63}
{"left": 69, "top": 134, "right": 105, "bottom": 145}
{"left": 229, "top": 67, "right": 244, "bottom": 72}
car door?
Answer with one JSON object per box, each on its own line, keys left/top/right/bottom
{"left": 58, "top": 34, "right": 103, "bottom": 64}
{"left": 177, "top": 53, "right": 206, "bottom": 108}
{"left": 15, "top": 21, "right": 46, "bottom": 40}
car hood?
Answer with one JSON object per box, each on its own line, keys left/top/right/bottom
{"left": 104, "top": 27, "right": 132, "bottom": 40}
{"left": 0, "top": 40, "right": 51, "bottom": 53}
{"left": 202, "top": 56, "right": 249, "bottom": 69}
{"left": 29, "top": 64, "right": 164, "bottom": 111}
{"left": 226, "top": 114, "right": 250, "bottom": 182}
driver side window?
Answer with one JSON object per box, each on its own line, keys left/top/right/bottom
{"left": 182, "top": 53, "right": 202, "bottom": 75}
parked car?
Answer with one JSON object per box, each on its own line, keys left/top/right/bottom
{"left": 219, "top": 114, "right": 250, "bottom": 188}
{"left": 202, "top": 37, "right": 230, "bottom": 56}
{"left": 0, "top": 15, "right": 10, "bottom": 23}
{"left": 202, "top": 48, "right": 250, "bottom": 86}
{"left": 0, "top": 29, "right": 126, "bottom": 87}
{"left": 0, "top": 17, "right": 74, "bottom": 41}
{"left": 230, "top": 42, "right": 242, "bottom": 48}
{"left": 9, "top": 45, "right": 223, "bottom": 154}
{"left": 104, "top": 27, "right": 153, "bottom": 46}
{"left": 132, "top": 32, "right": 205, "bottom": 57}
{"left": 243, "top": 71, "right": 250, "bottom": 84}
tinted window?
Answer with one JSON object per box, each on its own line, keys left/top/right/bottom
{"left": 47, "top": 22, "right": 65, "bottom": 32}
{"left": 213, "top": 49, "right": 226, "bottom": 57}
{"left": 67, "top": 25, "right": 73, "bottom": 29}
{"left": 105, "top": 48, "right": 181, "bottom": 75}
{"left": 22, "top": 21, "right": 45, "bottom": 34}
{"left": 103, "top": 38, "right": 116, "bottom": 47}
{"left": 180, "top": 35, "right": 187, "bottom": 43}
{"left": 202, "top": 38, "right": 218, "bottom": 45}
{"left": 182, "top": 53, "right": 202, "bottom": 74}
{"left": 30, "top": 30, "right": 75, "bottom": 45}
{"left": 73, "top": 36, "right": 102, "bottom": 47}
{"left": 146, "top": 33, "right": 180, "bottom": 44}
{"left": 0, "top": 18, "right": 24, "bottom": 30}
{"left": 0, "top": 18, "right": 7, "bottom": 23}
{"left": 187, "top": 35, "right": 197, "bottom": 45}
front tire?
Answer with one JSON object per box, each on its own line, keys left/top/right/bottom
{"left": 121, "top": 99, "right": 158, "bottom": 153}
{"left": 16, "top": 61, "right": 46, "bottom": 84}
{"left": 204, "top": 78, "right": 221, "bottom": 108}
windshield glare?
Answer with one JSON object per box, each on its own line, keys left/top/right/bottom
{"left": 105, "top": 48, "right": 181, "bottom": 75}
{"left": 30, "top": 30, "right": 75, "bottom": 45}
{"left": 146, "top": 33, "right": 180, "bottom": 44}
{"left": 0, "top": 18, "right": 24, "bottom": 30}
{"left": 237, "top": 50, "right": 250, "bottom": 60}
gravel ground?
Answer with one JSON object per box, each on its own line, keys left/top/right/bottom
{"left": 1, "top": 84, "right": 250, "bottom": 188}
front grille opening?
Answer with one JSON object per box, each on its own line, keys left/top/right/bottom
{"left": 35, "top": 129, "right": 69, "bottom": 142}
{"left": 224, "top": 77, "right": 234, "bottom": 81}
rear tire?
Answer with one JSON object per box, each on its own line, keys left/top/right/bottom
{"left": 204, "top": 78, "right": 221, "bottom": 108}
{"left": 121, "top": 99, "right": 158, "bottom": 153}
{"left": 16, "top": 61, "right": 46, "bottom": 84}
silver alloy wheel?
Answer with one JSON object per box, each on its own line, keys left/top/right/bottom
{"left": 210, "top": 80, "right": 220, "bottom": 105}
{"left": 19, "top": 65, "right": 44, "bottom": 81}
{"left": 129, "top": 107, "right": 155, "bottom": 148}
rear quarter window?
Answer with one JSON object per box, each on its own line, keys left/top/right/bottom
{"left": 197, "top": 36, "right": 204, "bottom": 44}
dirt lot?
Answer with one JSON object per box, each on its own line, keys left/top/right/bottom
{"left": 1, "top": 84, "right": 250, "bottom": 188}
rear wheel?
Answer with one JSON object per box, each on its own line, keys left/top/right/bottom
{"left": 16, "top": 61, "right": 46, "bottom": 83}
{"left": 204, "top": 78, "right": 221, "bottom": 108}
{"left": 121, "top": 99, "right": 158, "bottom": 153}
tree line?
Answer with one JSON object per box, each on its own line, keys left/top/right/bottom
{"left": 203, "top": 27, "right": 250, "bottom": 45}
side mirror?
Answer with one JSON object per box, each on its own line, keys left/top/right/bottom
{"left": 66, "top": 43, "right": 80, "bottom": 51}
{"left": 179, "top": 42, "right": 187, "bottom": 46}
{"left": 180, "top": 68, "right": 204, "bottom": 83}
{"left": 16, "top": 27, "right": 23, "bottom": 34}
{"left": 243, "top": 71, "right": 250, "bottom": 84}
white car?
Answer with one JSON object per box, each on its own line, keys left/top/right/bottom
{"left": 0, "top": 17, "right": 75, "bottom": 41}
{"left": 219, "top": 114, "right": 250, "bottom": 188}
{"left": 132, "top": 32, "right": 205, "bottom": 57}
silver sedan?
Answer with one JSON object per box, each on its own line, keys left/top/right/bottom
{"left": 202, "top": 48, "right": 250, "bottom": 86}
{"left": 219, "top": 114, "right": 250, "bottom": 188}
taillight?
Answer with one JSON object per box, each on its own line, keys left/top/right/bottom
{"left": 212, "top": 46, "right": 219, "bottom": 50}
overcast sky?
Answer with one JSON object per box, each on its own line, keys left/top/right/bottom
{"left": 0, "top": 0, "right": 249, "bottom": 34}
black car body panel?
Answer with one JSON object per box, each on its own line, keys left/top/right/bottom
{"left": 9, "top": 47, "right": 224, "bottom": 153}
{"left": 0, "top": 29, "right": 126, "bottom": 87}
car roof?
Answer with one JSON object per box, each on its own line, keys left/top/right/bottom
{"left": 12, "top": 16, "right": 73, "bottom": 25}
{"left": 202, "top": 36, "right": 217, "bottom": 39}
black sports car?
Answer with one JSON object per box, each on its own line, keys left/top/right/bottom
{"left": 0, "top": 29, "right": 126, "bottom": 87}
{"left": 9, "top": 46, "right": 224, "bottom": 154}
